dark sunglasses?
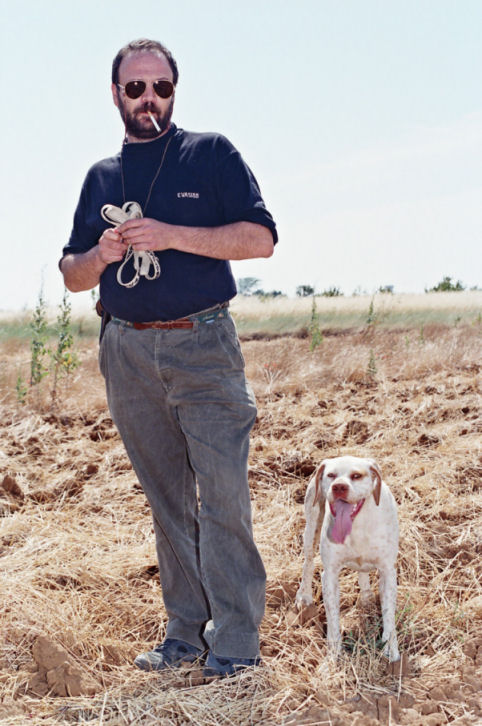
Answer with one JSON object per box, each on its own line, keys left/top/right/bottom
{"left": 117, "top": 79, "right": 174, "bottom": 100}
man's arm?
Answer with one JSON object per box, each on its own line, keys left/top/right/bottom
{"left": 60, "top": 227, "right": 124, "bottom": 292}
{"left": 61, "top": 220, "right": 274, "bottom": 292}
{"left": 117, "top": 219, "right": 274, "bottom": 260}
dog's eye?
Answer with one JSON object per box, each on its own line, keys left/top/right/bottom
{"left": 351, "top": 472, "right": 362, "bottom": 480}
{"left": 327, "top": 473, "right": 337, "bottom": 479}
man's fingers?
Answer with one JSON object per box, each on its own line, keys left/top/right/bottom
{"left": 99, "top": 228, "right": 128, "bottom": 263}
{"left": 113, "top": 218, "right": 172, "bottom": 251}
{"left": 120, "top": 228, "right": 145, "bottom": 243}
{"left": 117, "top": 218, "right": 146, "bottom": 234}
{"left": 100, "top": 248, "right": 125, "bottom": 264}
{"left": 102, "top": 226, "right": 122, "bottom": 237}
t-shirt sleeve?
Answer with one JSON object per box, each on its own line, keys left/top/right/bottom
{"left": 61, "top": 164, "right": 112, "bottom": 259}
{"left": 62, "top": 184, "right": 91, "bottom": 257}
{"left": 215, "top": 137, "right": 278, "bottom": 244}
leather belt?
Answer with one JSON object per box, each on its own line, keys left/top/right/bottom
{"left": 111, "top": 303, "right": 229, "bottom": 331}
{"left": 132, "top": 318, "right": 194, "bottom": 330}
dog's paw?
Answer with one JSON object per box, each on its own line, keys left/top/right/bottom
{"left": 287, "top": 602, "right": 319, "bottom": 627}
{"left": 295, "top": 591, "right": 313, "bottom": 610}
{"left": 325, "top": 641, "right": 342, "bottom": 662}
{"left": 381, "top": 631, "right": 400, "bottom": 662}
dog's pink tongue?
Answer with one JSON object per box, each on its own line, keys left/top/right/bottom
{"left": 329, "top": 500, "right": 353, "bottom": 544}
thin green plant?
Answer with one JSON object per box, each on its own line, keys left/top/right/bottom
{"left": 367, "top": 349, "right": 377, "bottom": 381}
{"left": 50, "top": 288, "right": 79, "bottom": 408}
{"left": 366, "top": 297, "right": 376, "bottom": 326}
{"left": 29, "top": 284, "right": 49, "bottom": 387}
{"left": 309, "top": 296, "right": 323, "bottom": 352}
{"left": 90, "top": 288, "right": 98, "bottom": 309}
{"left": 15, "top": 373, "right": 28, "bottom": 405}
{"left": 342, "top": 614, "right": 386, "bottom": 658}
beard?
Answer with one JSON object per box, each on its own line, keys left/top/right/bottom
{"left": 119, "top": 97, "right": 174, "bottom": 140}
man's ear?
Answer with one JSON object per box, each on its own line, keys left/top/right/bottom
{"left": 111, "top": 83, "right": 120, "bottom": 108}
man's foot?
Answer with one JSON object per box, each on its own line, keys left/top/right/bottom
{"left": 203, "top": 651, "right": 262, "bottom": 678}
{"left": 134, "top": 638, "right": 205, "bottom": 672}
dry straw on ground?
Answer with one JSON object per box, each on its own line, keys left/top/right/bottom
{"left": 0, "top": 309, "right": 480, "bottom": 724}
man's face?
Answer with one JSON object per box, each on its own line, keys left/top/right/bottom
{"left": 112, "top": 51, "right": 175, "bottom": 141}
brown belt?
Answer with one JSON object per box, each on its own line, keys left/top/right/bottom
{"left": 132, "top": 318, "right": 193, "bottom": 330}
{"left": 110, "top": 303, "right": 229, "bottom": 331}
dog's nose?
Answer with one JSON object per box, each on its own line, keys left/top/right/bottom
{"left": 332, "top": 482, "right": 349, "bottom": 499}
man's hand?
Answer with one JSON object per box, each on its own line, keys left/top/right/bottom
{"left": 117, "top": 218, "right": 173, "bottom": 252}
{"left": 117, "top": 218, "right": 274, "bottom": 260}
{"left": 99, "top": 227, "right": 129, "bottom": 262}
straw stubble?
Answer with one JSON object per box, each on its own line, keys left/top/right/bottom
{"left": 0, "top": 322, "right": 480, "bottom": 724}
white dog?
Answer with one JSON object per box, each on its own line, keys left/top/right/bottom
{"left": 295, "top": 456, "right": 400, "bottom": 662}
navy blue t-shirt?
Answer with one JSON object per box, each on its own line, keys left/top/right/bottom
{"left": 63, "top": 124, "right": 277, "bottom": 321}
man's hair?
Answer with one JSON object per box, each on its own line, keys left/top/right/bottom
{"left": 112, "top": 39, "right": 179, "bottom": 86}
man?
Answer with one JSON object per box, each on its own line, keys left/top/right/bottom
{"left": 60, "top": 39, "right": 277, "bottom": 678}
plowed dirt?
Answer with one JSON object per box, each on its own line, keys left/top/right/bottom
{"left": 0, "top": 323, "right": 480, "bottom": 724}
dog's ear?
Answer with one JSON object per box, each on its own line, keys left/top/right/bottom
{"left": 313, "top": 463, "right": 326, "bottom": 505}
{"left": 369, "top": 462, "right": 382, "bottom": 506}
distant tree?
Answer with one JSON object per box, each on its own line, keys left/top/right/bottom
{"left": 237, "top": 277, "right": 260, "bottom": 295}
{"left": 352, "top": 286, "right": 368, "bottom": 296}
{"left": 321, "top": 287, "right": 343, "bottom": 297}
{"left": 254, "top": 289, "right": 285, "bottom": 298}
{"left": 378, "top": 285, "right": 394, "bottom": 294}
{"left": 296, "top": 284, "right": 315, "bottom": 297}
{"left": 426, "top": 276, "right": 465, "bottom": 293}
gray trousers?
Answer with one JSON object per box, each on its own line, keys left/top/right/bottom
{"left": 99, "top": 312, "right": 265, "bottom": 658}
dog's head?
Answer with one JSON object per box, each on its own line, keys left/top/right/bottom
{"left": 313, "top": 456, "right": 382, "bottom": 543}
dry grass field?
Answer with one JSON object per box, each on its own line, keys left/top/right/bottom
{"left": 0, "top": 295, "right": 481, "bottom": 725}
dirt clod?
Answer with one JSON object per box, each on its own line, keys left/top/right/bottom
{"left": 29, "top": 636, "right": 98, "bottom": 697}
{"left": 1, "top": 474, "right": 24, "bottom": 498}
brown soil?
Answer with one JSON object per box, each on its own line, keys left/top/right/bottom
{"left": 0, "top": 324, "right": 480, "bottom": 724}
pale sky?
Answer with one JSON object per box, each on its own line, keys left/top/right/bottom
{"left": 1, "top": 0, "right": 481, "bottom": 312}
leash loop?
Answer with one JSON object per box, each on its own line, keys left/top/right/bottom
{"left": 100, "top": 201, "right": 161, "bottom": 288}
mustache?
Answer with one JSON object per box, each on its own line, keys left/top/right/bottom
{"left": 138, "top": 102, "right": 158, "bottom": 114}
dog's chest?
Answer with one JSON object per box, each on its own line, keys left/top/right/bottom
{"left": 341, "top": 554, "right": 379, "bottom": 572}
{"left": 329, "top": 538, "right": 385, "bottom": 571}
{"left": 321, "top": 511, "right": 397, "bottom": 569}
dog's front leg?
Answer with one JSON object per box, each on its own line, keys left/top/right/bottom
{"left": 379, "top": 566, "right": 400, "bottom": 662}
{"left": 296, "top": 479, "right": 324, "bottom": 608}
{"left": 358, "top": 572, "right": 372, "bottom": 606}
{"left": 322, "top": 567, "right": 341, "bottom": 658}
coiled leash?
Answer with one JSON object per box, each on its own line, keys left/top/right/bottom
{"left": 100, "top": 201, "right": 161, "bottom": 288}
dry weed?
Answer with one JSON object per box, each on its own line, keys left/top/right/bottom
{"left": 0, "top": 323, "right": 480, "bottom": 724}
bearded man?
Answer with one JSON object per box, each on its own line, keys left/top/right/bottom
{"left": 60, "top": 39, "right": 277, "bottom": 678}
